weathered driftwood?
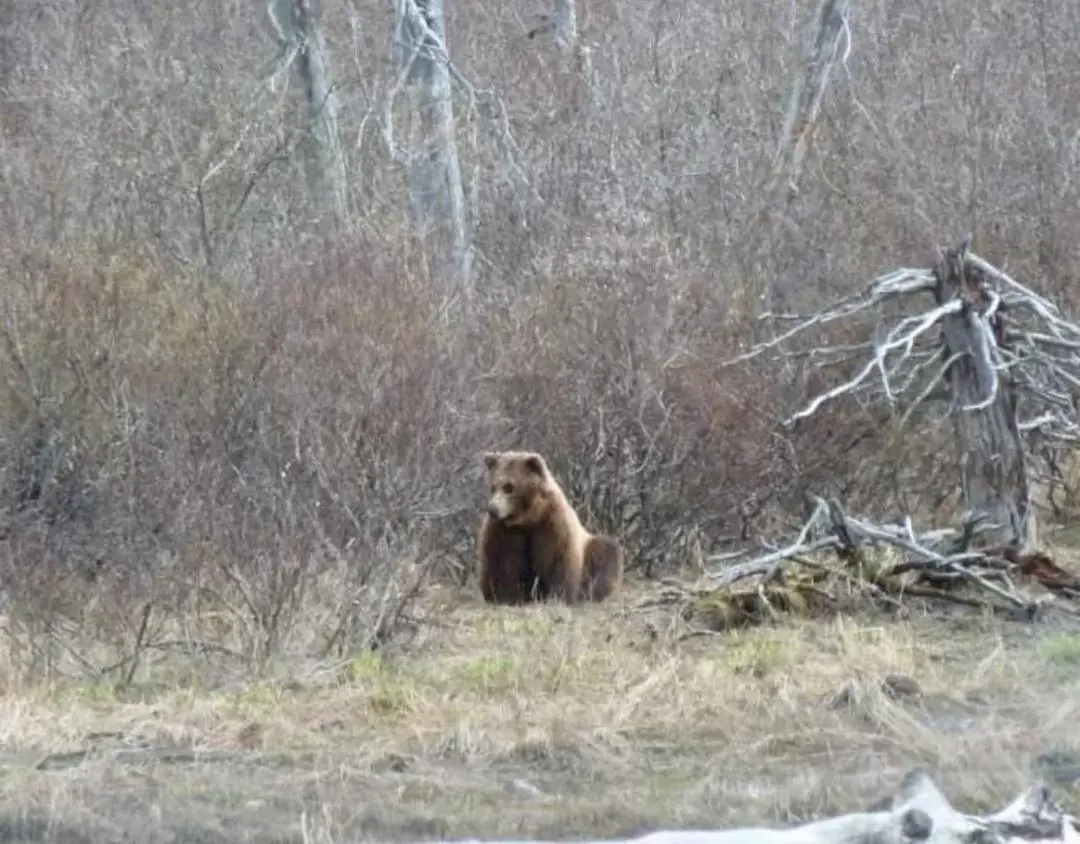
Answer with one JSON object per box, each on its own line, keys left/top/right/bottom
{"left": 416, "top": 771, "right": 1078, "bottom": 844}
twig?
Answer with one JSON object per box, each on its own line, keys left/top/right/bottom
{"left": 123, "top": 601, "right": 155, "bottom": 688}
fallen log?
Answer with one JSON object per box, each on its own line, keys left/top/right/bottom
{"left": 412, "top": 770, "right": 1077, "bottom": 844}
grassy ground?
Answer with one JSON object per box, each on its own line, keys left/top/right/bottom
{"left": 1, "top": 578, "right": 1079, "bottom": 843}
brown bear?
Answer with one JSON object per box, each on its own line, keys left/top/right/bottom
{"left": 477, "top": 450, "right": 624, "bottom": 605}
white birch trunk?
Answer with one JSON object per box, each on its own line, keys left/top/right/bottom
{"left": 552, "top": 0, "right": 577, "bottom": 51}
{"left": 268, "top": 0, "right": 349, "bottom": 229}
{"left": 770, "top": 0, "right": 850, "bottom": 194}
{"left": 395, "top": 0, "right": 470, "bottom": 287}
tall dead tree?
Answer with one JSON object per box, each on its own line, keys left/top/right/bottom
{"left": 0, "top": 0, "right": 12, "bottom": 91}
{"left": 527, "top": 0, "right": 594, "bottom": 118}
{"left": 551, "top": 0, "right": 577, "bottom": 51}
{"left": 726, "top": 235, "right": 1080, "bottom": 551}
{"left": 268, "top": 0, "right": 349, "bottom": 229}
{"left": 394, "top": 0, "right": 470, "bottom": 288}
{"left": 752, "top": 0, "right": 851, "bottom": 325}
{"left": 769, "top": 0, "right": 850, "bottom": 197}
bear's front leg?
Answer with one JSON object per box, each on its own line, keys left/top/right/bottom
{"left": 479, "top": 519, "right": 533, "bottom": 604}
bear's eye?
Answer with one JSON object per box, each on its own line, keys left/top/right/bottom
{"left": 501, "top": 483, "right": 514, "bottom": 494}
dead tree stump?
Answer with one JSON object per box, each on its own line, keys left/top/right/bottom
{"left": 933, "top": 236, "right": 1033, "bottom": 549}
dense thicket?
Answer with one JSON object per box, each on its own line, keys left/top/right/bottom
{"left": 1, "top": 0, "right": 1078, "bottom": 676}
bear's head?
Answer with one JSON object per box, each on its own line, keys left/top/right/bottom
{"left": 483, "top": 450, "right": 554, "bottom": 527}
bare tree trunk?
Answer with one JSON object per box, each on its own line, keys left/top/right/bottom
{"left": 0, "top": 0, "right": 20, "bottom": 138}
{"left": 395, "top": 0, "right": 470, "bottom": 288}
{"left": 933, "top": 237, "right": 1034, "bottom": 549}
{"left": 527, "top": 0, "right": 592, "bottom": 110}
{"left": 0, "top": 0, "right": 12, "bottom": 87}
{"left": 551, "top": 0, "right": 577, "bottom": 51}
{"left": 726, "top": 237, "right": 1059, "bottom": 555}
{"left": 268, "top": 0, "right": 349, "bottom": 229}
{"left": 769, "top": 0, "right": 850, "bottom": 196}
{"left": 753, "top": 0, "right": 850, "bottom": 331}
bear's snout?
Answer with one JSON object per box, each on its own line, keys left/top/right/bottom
{"left": 486, "top": 503, "right": 502, "bottom": 519}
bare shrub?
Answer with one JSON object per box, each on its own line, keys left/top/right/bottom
{"left": 1, "top": 0, "right": 1079, "bottom": 683}
{"left": 0, "top": 235, "right": 495, "bottom": 681}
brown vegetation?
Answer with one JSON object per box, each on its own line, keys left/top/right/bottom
{"left": 1, "top": 0, "right": 1075, "bottom": 679}
{"left": 1, "top": 0, "right": 1080, "bottom": 837}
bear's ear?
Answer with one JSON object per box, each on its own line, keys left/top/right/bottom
{"left": 483, "top": 452, "right": 500, "bottom": 471}
{"left": 524, "top": 454, "right": 547, "bottom": 477}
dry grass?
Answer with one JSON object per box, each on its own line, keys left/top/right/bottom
{"left": 3, "top": 0, "right": 1080, "bottom": 840}
{"left": 1, "top": 582, "right": 1078, "bottom": 843}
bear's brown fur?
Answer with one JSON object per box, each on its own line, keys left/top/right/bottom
{"left": 477, "top": 450, "right": 624, "bottom": 605}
